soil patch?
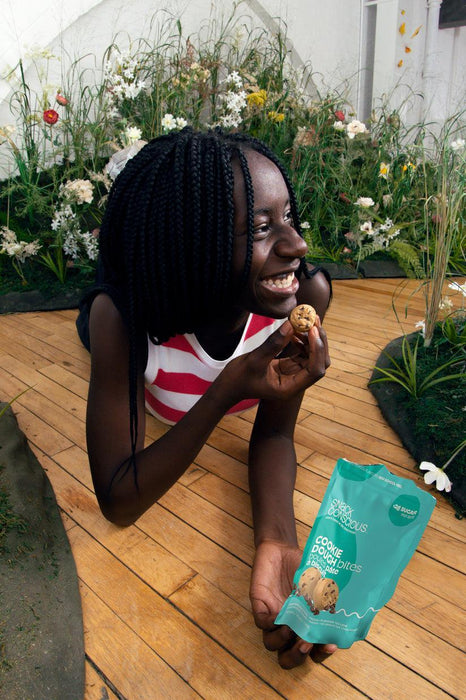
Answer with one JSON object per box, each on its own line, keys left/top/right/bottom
{"left": 369, "top": 334, "right": 466, "bottom": 517}
{"left": 0, "top": 403, "right": 84, "bottom": 699}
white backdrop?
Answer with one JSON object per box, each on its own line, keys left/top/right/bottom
{"left": 0, "top": 0, "right": 464, "bottom": 129}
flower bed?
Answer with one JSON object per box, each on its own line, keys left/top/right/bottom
{"left": 0, "top": 8, "right": 464, "bottom": 292}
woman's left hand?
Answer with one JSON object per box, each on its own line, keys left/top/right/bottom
{"left": 250, "top": 540, "right": 338, "bottom": 669}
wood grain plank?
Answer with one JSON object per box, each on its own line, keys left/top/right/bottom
{"left": 171, "top": 575, "right": 449, "bottom": 700}
{"left": 40, "top": 453, "right": 196, "bottom": 598}
{"left": 69, "top": 527, "right": 282, "bottom": 699}
{"left": 85, "top": 659, "right": 121, "bottom": 700}
{"left": 81, "top": 583, "right": 202, "bottom": 699}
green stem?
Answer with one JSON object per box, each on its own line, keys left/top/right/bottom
{"left": 442, "top": 439, "right": 466, "bottom": 471}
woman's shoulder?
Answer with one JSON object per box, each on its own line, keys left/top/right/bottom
{"left": 296, "top": 264, "right": 332, "bottom": 319}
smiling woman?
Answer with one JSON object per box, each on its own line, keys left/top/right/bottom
{"left": 76, "top": 127, "right": 334, "bottom": 669}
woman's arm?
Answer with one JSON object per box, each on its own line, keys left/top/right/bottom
{"left": 248, "top": 268, "right": 334, "bottom": 668}
{"left": 86, "top": 293, "right": 236, "bottom": 526}
{"left": 86, "top": 290, "right": 326, "bottom": 527}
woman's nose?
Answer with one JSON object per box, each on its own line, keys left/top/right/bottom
{"left": 274, "top": 226, "right": 308, "bottom": 258}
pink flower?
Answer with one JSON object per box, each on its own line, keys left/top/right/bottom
{"left": 43, "top": 109, "right": 59, "bottom": 125}
{"left": 334, "top": 110, "right": 345, "bottom": 122}
{"left": 56, "top": 94, "right": 68, "bottom": 106}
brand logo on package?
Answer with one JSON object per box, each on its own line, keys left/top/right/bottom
{"left": 327, "top": 498, "right": 368, "bottom": 532}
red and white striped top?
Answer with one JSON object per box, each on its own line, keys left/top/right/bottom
{"left": 144, "top": 313, "right": 285, "bottom": 425}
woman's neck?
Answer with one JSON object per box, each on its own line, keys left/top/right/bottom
{"left": 194, "top": 308, "right": 249, "bottom": 360}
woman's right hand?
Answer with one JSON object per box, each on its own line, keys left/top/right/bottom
{"left": 220, "top": 317, "right": 330, "bottom": 405}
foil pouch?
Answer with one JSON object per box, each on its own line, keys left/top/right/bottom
{"left": 275, "top": 458, "right": 436, "bottom": 648}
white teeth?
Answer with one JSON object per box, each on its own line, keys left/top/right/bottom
{"left": 263, "top": 272, "right": 295, "bottom": 289}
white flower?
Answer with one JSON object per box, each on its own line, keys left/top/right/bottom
{"left": 419, "top": 462, "right": 452, "bottom": 492}
{"left": 448, "top": 281, "right": 466, "bottom": 297}
{"left": 379, "top": 218, "right": 394, "bottom": 232}
{"left": 439, "top": 297, "right": 454, "bottom": 311}
{"left": 451, "top": 138, "right": 465, "bottom": 152}
{"left": 161, "top": 113, "right": 187, "bottom": 132}
{"left": 0, "top": 227, "right": 40, "bottom": 262}
{"left": 161, "top": 113, "right": 177, "bottom": 131}
{"left": 360, "top": 221, "right": 374, "bottom": 234}
{"left": 415, "top": 320, "right": 426, "bottom": 336}
{"left": 333, "top": 120, "right": 345, "bottom": 131}
{"left": 346, "top": 119, "right": 368, "bottom": 139}
{"left": 224, "top": 71, "right": 243, "bottom": 89}
{"left": 123, "top": 125, "right": 142, "bottom": 144}
{"left": 300, "top": 221, "right": 310, "bottom": 229}
{"left": 61, "top": 179, "right": 94, "bottom": 205}
{"left": 355, "top": 197, "right": 375, "bottom": 208}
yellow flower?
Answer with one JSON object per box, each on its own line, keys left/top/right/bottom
{"left": 402, "top": 161, "right": 416, "bottom": 173}
{"left": 246, "top": 89, "right": 267, "bottom": 107}
{"left": 268, "top": 110, "right": 285, "bottom": 123}
{"left": 379, "top": 162, "right": 390, "bottom": 179}
{"left": 398, "top": 60, "right": 404, "bottom": 68}
{"left": 411, "top": 25, "right": 422, "bottom": 38}
{"left": 399, "top": 22, "right": 406, "bottom": 35}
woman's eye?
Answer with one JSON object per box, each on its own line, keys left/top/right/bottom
{"left": 253, "top": 224, "right": 270, "bottom": 238}
{"left": 284, "top": 210, "right": 293, "bottom": 222}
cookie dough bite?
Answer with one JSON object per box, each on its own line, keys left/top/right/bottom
{"left": 289, "top": 304, "right": 317, "bottom": 334}
{"left": 296, "top": 567, "right": 321, "bottom": 604}
{"left": 312, "top": 578, "right": 339, "bottom": 613}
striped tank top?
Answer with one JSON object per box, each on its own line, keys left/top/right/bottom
{"left": 144, "top": 313, "right": 285, "bottom": 425}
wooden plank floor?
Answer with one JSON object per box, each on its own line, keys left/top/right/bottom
{"left": 1, "top": 277, "right": 465, "bottom": 699}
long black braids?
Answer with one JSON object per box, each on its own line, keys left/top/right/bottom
{"left": 96, "top": 127, "right": 309, "bottom": 488}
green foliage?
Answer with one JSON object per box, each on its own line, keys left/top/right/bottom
{"left": 440, "top": 312, "right": 466, "bottom": 351}
{"left": 0, "top": 6, "right": 465, "bottom": 287}
{"left": 370, "top": 331, "right": 466, "bottom": 399}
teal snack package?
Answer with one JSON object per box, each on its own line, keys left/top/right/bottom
{"left": 275, "top": 458, "right": 436, "bottom": 648}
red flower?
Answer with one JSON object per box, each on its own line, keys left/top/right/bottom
{"left": 43, "top": 109, "right": 59, "bottom": 125}
{"left": 56, "top": 93, "right": 68, "bottom": 106}
{"left": 334, "top": 110, "right": 345, "bottom": 122}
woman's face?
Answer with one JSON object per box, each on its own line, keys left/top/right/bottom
{"left": 231, "top": 149, "right": 308, "bottom": 320}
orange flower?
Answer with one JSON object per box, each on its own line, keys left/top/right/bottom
{"left": 43, "top": 109, "right": 59, "bottom": 125}
{"left": 411, "top": 25, "right": 422, "bottom": 38}
{"left": 56, "top": 93, "right": 68, "bottom": 106}
{"left": 405, "top": 46, "right": 412, "bottom": 53}
{"left": 398, "top": 60, "right": 404, "bottom": 68}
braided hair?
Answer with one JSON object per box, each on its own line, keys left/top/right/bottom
{"left": 98, "top": 127, "right": 309, "bottom": 485}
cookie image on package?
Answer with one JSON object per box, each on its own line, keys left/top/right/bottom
{"left": 296, "top": 567, "right": 321, "bottom": 604}
{"left": 289, "top": 304, "right": 317, "bottom": 334}
{"left": 312, "top": 577, "right": 339, "bottom": 614}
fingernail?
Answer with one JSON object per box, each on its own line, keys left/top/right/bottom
{"left": 326, "top": 644, "right": 337, "bottom": 654}
{"left": 299, "top": 643, "right": 312, "bottom": 654}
